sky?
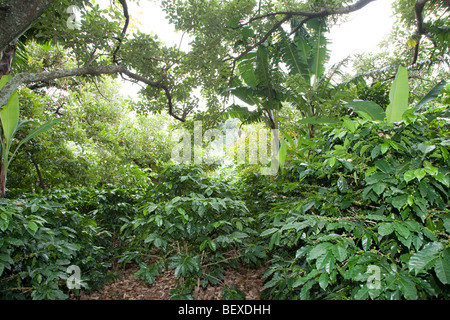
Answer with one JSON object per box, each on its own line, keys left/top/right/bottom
{"left": 95, "top": 0, "right": 398, "bottom": 98}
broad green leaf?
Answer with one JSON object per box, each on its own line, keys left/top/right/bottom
{"left": 278, "top": 139, "right": 288, "bottom": 171}
{"left": 332, "top": 243, "right": 348, "bottom": 262}
{"left": 408, "top": 242, "right": 443, "bottom": 275}
{"left": 394, "top": 222, "right": 411, "bottom": 239}
{"left": 346, "top": 100, "right": 386, "bottom": 121}
{"left": 378, "top": 223, "right": 394, "bottom": 236}
{"left": 374, "top": 159, "right": 392, "bottom": 174}
{"left": 390, "top": 195, "right": 408, "bottom": 210}
{"left": 225, "top": 87, "right": 259, "bottom": 106}
{"left": 280, "top": 31, "right": 309, "bottom": 78}
{"left": 417, "top": 143, "right": 436, "bottom": 155}
{"left": 316, "top": 250, "right": 335, "bottom": 273}
{"left": 260, "top": 228, "right": 278, "bottom": 237}
{"left": 398, "top": 274, "right": 418, "bottom": 300}
{"left": 208, "top": 240, "right": 217, "bottom": 252}
{"left": 372, "top": 182, "right": 386, "bottom": 196}
{"left": 434, "top": 249, "right": 450, "bottom": 284}
{"left": 27, "top": 221, "right": 39, "bottom": 233}
{"left": 365, "top": 172, "right": 389, "bottom": 185}
{"left": 414, "top": 168, "right": 426, "bottom": 181}
{"left": 255, "top": 45, "right": 271, "bottom": 87}
{"left": 307, "top": 18, "right": 329, "bottom": 87}
{"left": 371, "top": 144, "right": 381, "bottom": 160}
{"left": 0, "top": 90, "right": 19, "bottom": 144}
{"left": 385, "top": 65, "right": 409, "bottom": 123}
{"left": 307, "top": 242, "right": 333, "bottom": 261}
{"left": 435, "top": 172, "right": 450, "bottom": 188}
{"left": 268, "top": 231, "right": 280, "bottom": 250}
{"left": 381, "top": 140, "right": 390, "bottom": 154}
{"left": 11, "top": 118, "right": 62, "bottom": 163}
{"left": 343, "top": 117, "right": 357, "bottom": 133}
{"left": 328, "top": 157, "right": 336, "bottom": 168}
{"left": 299, "top": 279, "right": 314, "bottom": 300}
{"left": 337, "top": 176, "right": 348, "bottom": 193}
{"left": 442, "top": 216, "right": 450, "bottom": 234}
{"left": 415, "top": 80, "right": 447, "bottom": 111}
{"left": 404, "top": 170, "right": 416, "bottom": 183}
{"left": 0, "top": 76, "right": 20, "bottom": 147}
{"left": 238, "top": 57, "right": 258, "bottom": 87}
{"left": 354, "top": 285, "right": 369, "bottom": 300}
{"left": 318, "top": 272, "right": 329, "bottom": 290}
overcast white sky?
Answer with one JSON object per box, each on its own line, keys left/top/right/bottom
{"left": 95, "top": 0, "right": 397, "bottom": 97}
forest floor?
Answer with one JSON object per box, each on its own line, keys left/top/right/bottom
{"left": 74, "top": 263, "right": 266, "bottom": 300}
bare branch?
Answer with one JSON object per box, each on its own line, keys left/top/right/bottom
{"left": 112, "top": 0, "right": 130, "bottom": 64}
{"left": 412, "top": 0, "right": 429, "bottom": 65}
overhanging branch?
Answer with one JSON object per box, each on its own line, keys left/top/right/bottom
{"left": 112, "top": 0, "right": 130, "bottom": 64}
{"left": 0, "top": 65, "right": 186, "bottom": 122}
{"left": 236, "top": 0, "right": 376, "bottom": 28}
{"left": 229, "top": 0, "right": 377, "bottom": 63}
{"left": 412, "top": 0, "right": 429, "bottom": 65}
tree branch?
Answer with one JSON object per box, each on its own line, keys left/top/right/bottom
{"left": 236, "top": 0, "right": 376, "bottom": 28}
{"left": 0, "top": 0, "right": 54, "bottom": 54}
{"left": 228, "top": 0, "right": 377, "bottom": 63}
{"left": 412, "top": 0, "right": 429, "bottom": 65}
{"left": 112, "top": 0, "right": 130, "bottom": 64}
{"left": 0, "top": 65, "right": 186, "bottom": 122}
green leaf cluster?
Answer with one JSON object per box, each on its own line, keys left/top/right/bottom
{"left": 257, "top": 113, "right": 449, "bottom": 300}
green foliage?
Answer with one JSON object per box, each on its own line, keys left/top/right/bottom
{"left": 7, "top": 47, "right": 176, "bottom": 190}
{"left": 0, "top": 196, "right": 112, "bottom": 299}
{"left": 259, "top": 114, "right": 449, "bottom": 300}
{"left": 119, "top": 165, "right": 265, "bottom": 295}
{"left": 0, "top": 184, "right": 144, "bottom": 300}
{"left": 0, "top": 75, "right": 61, "bottom": 197}
{"left": 1, "top": 0, "right": 449, "bottom": 302}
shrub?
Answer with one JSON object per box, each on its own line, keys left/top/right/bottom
{"left": 119, "top": 165, "right": 266, "bottom": 298}
{"left": 260, "top": 114, "right": 450, "bottom": 300}
{"left": 0, "top": 196, "right": 112, "bottom": 299}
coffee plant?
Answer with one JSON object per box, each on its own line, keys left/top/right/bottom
{"left": 259, "top": 113, "right": 449, "bottom": 300}
{"left": 119, "top": 165, "right": 266, "bottom": 298}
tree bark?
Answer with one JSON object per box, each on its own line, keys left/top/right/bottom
{"left": 30, "top": 156, "right": 46, "bottom": 190}
{"left": 0, "top": 163, "right": 6, "bottom": 198}
{"left": 0, "top": 0, "right": 54, "bottom": 54}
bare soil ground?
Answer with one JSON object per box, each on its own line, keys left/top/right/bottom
{"left": 75, "top": 264, "right": 266, "bottom": 300}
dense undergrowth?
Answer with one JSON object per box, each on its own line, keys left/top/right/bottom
{"left": 0, "top": 114, "right": 449, "bottom": 300}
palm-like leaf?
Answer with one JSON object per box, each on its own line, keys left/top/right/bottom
{"left": 279, "top": 30, "right": 310, "bottom": 81}
{"left": 307, "top": 18, "right": 330, "bottom": 89}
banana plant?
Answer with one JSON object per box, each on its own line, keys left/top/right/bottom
{"left": 0, "top": 75, "right": 61, "bottom": 198}
{"left": 224, "top": 17, "right": 332, "bottom": 135}
{"left": 279, "top": 17, "right": 336, "bottom": 138}
{"left": 346, "top": 65, "right": 447, "bottom": 124}
{"left": 223, "top": 44, "right": 284, "bottom": 130}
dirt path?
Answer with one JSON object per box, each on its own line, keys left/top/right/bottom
{"left": 75, "top": 264, "right": 266, "bottom": 300}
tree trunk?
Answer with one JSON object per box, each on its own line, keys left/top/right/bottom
{"left": 0, "top": 0, "right": 54, "bottom": 54}
{"left": 30, "top": 155, "right": 46, "bottom": 189}
{"left": 0, "top": 163, "right": 6, "bottom": 198}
